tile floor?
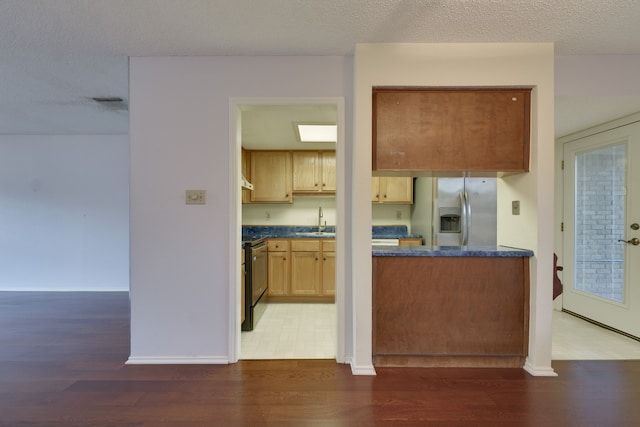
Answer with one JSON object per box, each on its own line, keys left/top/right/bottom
{"left": 552, "top": 309, "right": 640, "bottom": 360}
{"left": 242, "top": 304, "right": 640, "bottom": 361}
{"left": 241, "top": 302, "right": 336, "bottom": 360}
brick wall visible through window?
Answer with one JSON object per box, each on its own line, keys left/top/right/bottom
{"left": 574, "top": 143, "right": 626, "bottom": 303}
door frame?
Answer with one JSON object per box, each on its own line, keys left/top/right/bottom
{"left": 228, "top": 97, "right": 346, "bottom": 364}
{"left": 556, "top": 112, "right": 640, "bottom": 317}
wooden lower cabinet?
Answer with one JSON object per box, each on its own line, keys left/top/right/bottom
{"left": 267, "top": 240, "right": 289, "bottom": 297}
{"left": 321, "top": 251, "right": 336, "bottom": 296}
{"left": 291, "top": 250, "right": 321, "bottom": 296}
{"left": 373, "top": 256, "right": 529, "bottom": 368}
{"left": 398, "top": 238, "right": 422, "bottom": 246}
{"left": 267, "top": 238, "right": 335, "bottom": 302}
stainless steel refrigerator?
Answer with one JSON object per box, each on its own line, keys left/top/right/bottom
{"left": 432, "top": 177, "right": 497, "bottom": 246}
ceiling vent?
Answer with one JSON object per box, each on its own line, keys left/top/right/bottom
{"left": 91, "top": 97, "right": 128, "bottom": 111}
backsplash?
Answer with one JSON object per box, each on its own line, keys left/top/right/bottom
{"left": 243, "top": 197, "right": 412, "bottom": 229}
{"left": 242, "top": 198, "right": 336, "bottom": 226}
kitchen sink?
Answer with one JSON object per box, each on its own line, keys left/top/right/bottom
{"left": 294, "top": 231, "right": 336, "bottom": 237}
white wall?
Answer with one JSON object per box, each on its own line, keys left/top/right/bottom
{"left": 243, "top": 198, "right": 336, "bottom": 226}
{"left": 354, "top": 43, "right": 556, "bottom": 376}
{"left": 0, "top": 135, "right": 129, "bottom": 291}
{"left": 128, "top": 56, "right": 352, "bottom": 363}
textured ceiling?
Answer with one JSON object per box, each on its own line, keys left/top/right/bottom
{"left": 1, "top": 0, "right": 640, "bottom": 137}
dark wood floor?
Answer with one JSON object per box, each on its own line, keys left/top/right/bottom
{"left": 1, "top": 292, "right": 640, "bottom": 426}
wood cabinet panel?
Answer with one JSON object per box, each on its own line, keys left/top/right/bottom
{"left": 291, "top": 251, "right": 321, "bottom": 296}
{"left": 373, "top": 256, "right": 529, "bottom": 368}
{"left": 268, "top": 238, "right": 335, "bottom": 300}
{"left": 268, "top": 251, "right": 289, "bottom": 296}
{"left": 373, "top": 88, "right": 531, "bottom": 173}
{"left": 372, "top": 177, "right": 413, "bottom": 204}
{"left": 291, "top": 239, "right": 321, "bottom": 252}
{"left": 267, "top": 239, "right": 289, "bottom": 252}
{"left": 241, "top": 149, "right": 251, "bottom": 204}
{"left": 398, "top": 238, "right": 422, "bottom": 246}
{"left": 321, "top": 251, "right": 336, "bottom": 296}
{"left": 292, "top": 151, "right": 336, "bottom": 194}
{"left": 249, "top": 151, "right": 292, "bottom": 203}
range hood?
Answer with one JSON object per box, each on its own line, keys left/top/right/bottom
{"left": 241, "top": 174, "right": 254, "bottom": 190}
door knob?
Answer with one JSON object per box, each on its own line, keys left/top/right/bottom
{"left": 618, "top": 237, "right": 640, "bottom": 246}
{"left": 631, "top": 223, "right": 640, "bottom": 230}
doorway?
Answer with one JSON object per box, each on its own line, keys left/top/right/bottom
{"left": 230, "top": 98, "right": 345, "bottom": 363}
{"left": 562, "top": 119, "right": 640, "bottom": 339}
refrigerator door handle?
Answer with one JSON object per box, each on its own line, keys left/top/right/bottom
{"left": 459, "top": 191, "right": 468, "bottom": 246}
{"left": 463, "top": 191, "right": 471, "bottom": 246}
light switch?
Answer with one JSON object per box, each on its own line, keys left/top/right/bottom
{"left": 186, "top": 190, "right": 206, "bottom": 205}
{"left": 512, "top": 200, "right": 520, "bottom": 215}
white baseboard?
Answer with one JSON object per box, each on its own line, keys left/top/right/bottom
{"left": 523, "top": 362, "right": 558, "bottom": 377}
{"left": 126, "top": 356, "right": 229, "bottom": 365}
{"left": 350, "top": 360, "right": 377, "bottom": 376}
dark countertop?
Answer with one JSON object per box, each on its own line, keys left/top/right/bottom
{"left": 242, "top": 225, "right": 422, "bottom": 240}
{"left": 372, "top": 245, "right": 534, "bottom": 257}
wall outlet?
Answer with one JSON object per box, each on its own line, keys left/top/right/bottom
{"left": 265, "top": 211, "right": 271, "bottom": 221}
{"left": 396, "top": 210, "right": 402, "bottom": 220}
{"left": 185, "top": 190, "right": 206, "bottom": 205}
{"left": 512, "top": 200, "right": 520, "bottom": 215}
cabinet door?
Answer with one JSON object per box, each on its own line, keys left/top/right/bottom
{"left": 292, "top": 151, "right": 336, "bottom": 194}
{"left": 321, "top": 151, "right": 336, "bottom": 192}
{"left": 373, "top": 88, "right": 530, "bottom": 173}
{"left": 268, "top": 252, "right": 289, "bottom": 296}
{"left": 372, "top": 177, "right": 413, "bottom": 204}
{"left": 399, "top": 238, "right": 422, "bottom": 246}
{"left": 371, "top": 177, "right": 380, "bottom": 202}
{"left": 250, "top": 151, "right": 292, "bottom": 203}
{"left": 292, "top": 151, "right": 320, "bottom": 192}
{"left": 321, "top": 251, "right": 336, "bottom": 296}
{"left": 291, "top": 251, "right": 321, "bottom": 295}
{"left": 241, "top": 149, "right": 251, "bottom": 204}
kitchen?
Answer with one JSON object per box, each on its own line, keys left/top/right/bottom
{"left": 239, "top": 102, "right": 423, "bottom": 359}
{"left": 239, "top": 89, "right": 532, "bottom": 366}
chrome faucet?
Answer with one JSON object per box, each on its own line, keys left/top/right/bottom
{"left": 318, "top": 206, "right": 326, "bottom": 232}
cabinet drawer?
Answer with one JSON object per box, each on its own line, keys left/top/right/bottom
{"left": 322, "top": 240, "right": 336, "bottom": 252}
{"left": 291, "top": 240, "right": 321, "bottom": 252}
{"left": 268, "top": 239, "right": 289, "bottom": 252}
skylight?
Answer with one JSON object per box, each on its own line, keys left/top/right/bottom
{"left": 294, "top": 123, "right": 337, "bottom": 143}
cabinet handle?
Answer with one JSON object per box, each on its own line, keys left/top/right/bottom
{"left": 322, "top": 183, "right": 326, "bottom": 187}
{"left": 384, "top": 194, "right": 387, "bottom": 198}
{"left": 323, "top": 257, "right": 326, "bottom": 261}
{"left": 315, "top": 257, "right": 318, "bottom": 261}
{"left": 315, "top": 183, "right": 318, "bottom": 187}
{"left": 283, "top": 257, "right": 286, "bottom": 261}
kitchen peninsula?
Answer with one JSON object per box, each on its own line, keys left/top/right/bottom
{"left": 372, "top": 245, "right": 533, "bottom": 368}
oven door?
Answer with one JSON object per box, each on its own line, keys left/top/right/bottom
{"left": 251, "top": 241, "right": 268, "bottom": 305}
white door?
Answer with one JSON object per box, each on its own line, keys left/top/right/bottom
{"left": 563, "top": 120, "right": 640, "bottom": 338}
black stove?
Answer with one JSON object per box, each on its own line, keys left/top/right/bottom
{"left": 241, "top": 236, "right": 268, "bottom": 331}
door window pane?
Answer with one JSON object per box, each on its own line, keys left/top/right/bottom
{"left": 574, "top": 143, "right": 626, "bottom": 303}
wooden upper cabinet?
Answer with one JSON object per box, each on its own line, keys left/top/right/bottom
{"left": 292, "top": 151, "right": 336, "bottom": 194}
{"left": 250, "top": 151, "right": 292, "bottom": 203}
{"left": 241, "top": 148, "right": 251, "bottom": 204}
{"left": 373, "top": 88, "right": 531, "bottom": 173}
{"left": 372, "top": 177, "right": 413, "bottom": 204}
